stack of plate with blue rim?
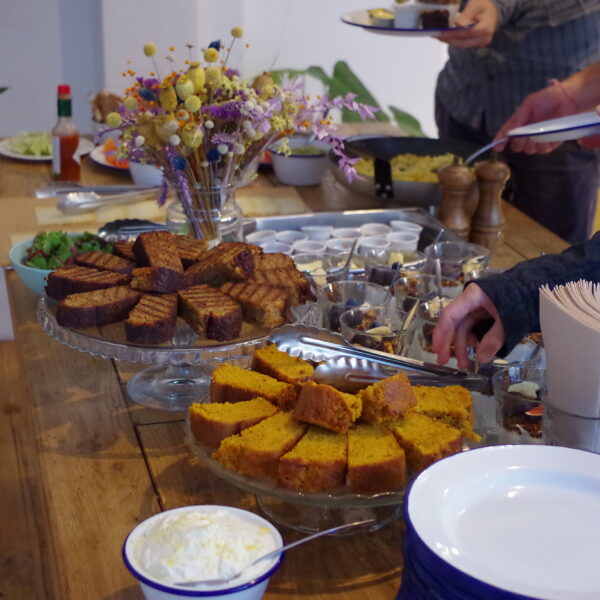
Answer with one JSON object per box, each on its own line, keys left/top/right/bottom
{"left": 397, "top": 445, "right": 600, "bottom": 600}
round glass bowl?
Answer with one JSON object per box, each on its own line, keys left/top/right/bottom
{"left": 424, "top": 241, "right": 490, "bottom": 281}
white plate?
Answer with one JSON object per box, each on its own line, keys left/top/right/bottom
{"left": 340, "top": 9, "right": 472, "bottom": 37}
{"left": 0, "top": 137, "right": 94, "bottom": 162}
{"left": 508, "top": 110, "right": 600, "bottom": 143}
{"left": 90, "top": 145, "right": 129, "bottom": 170}
{"left": 407, "top": 445, "right": 600, "bottom": 600}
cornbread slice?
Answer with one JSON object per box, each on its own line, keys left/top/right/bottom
{"left": 124, "top": 293, "right": 178, "bottom": 344}
{"left": 357, "top": 373, "right": 417, "bottom": 424}
{"left": 183, "top": 241, "right": 255, "bottom": 287}
{"left": 75, "top": 250, "right": 136, "bottom": 275}
{"left": 220, "top": 281, "right": 290, "bottom": 328}
{"left": 248, "top": 267, "right": 316, "bottom": 305}
{"left": 251, "top": 344, "right": 314, "bottom": 386}
{"left": 278, "top": 426, "right": 348, "bottom": 492}
{"left": 210, "top": 364, "right": 297, "bottom": 409}
{"left": 347, "top": 424, "right": 406, "bottom": 493}
{"left": 294, "top": 381, "right": 362, "bottom": 433}
{"left": 129, "top": 267, "right": 183, "bottom": 293}
{"left": 173, "top": 234, "right": 208, "bottom": 267}
{"left": 56, "top": 286, "right": 142, "bottom": 328}
{"left": 189, "top": 397, "right": 278, "bottom": 449}
{"left": 132, "top": 231, "right": 183, "bottom": 292}
{"left": 113, "top": 241, "right": 136, "bottom": 262}
{"left": 254, "top": 252, "right": 295, "bottom": 271}
{"left": 213, "top": 411, "right": 307, "bottom": 479}
{"left": 45, "top": 265, "right": 131, "bottom": 300}
{"left": 387, "top": 412, "right": 462, "bottom": 474}
{"left": 178, "top": 284, "right": 242, "bottom": 341}
{"left": 412, "top": 385, "right": 480, "bottom": 442}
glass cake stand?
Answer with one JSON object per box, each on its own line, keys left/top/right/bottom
{"left": 37, "top": 296, "right": 321, "bottom": 412}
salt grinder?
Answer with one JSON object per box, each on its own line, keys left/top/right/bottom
{"left": 470, "top": 159, "right": 510, "bottom": 249}
{"left": 436, "top": 164, "right": 475, "bottom": 240}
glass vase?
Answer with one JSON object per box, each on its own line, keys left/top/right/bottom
{"left": 166, "top": 185, "right": 243, "bottom": 246}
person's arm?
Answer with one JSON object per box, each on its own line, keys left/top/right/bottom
{"left": 432, "top": 232, "right": 600, "bottom": 368}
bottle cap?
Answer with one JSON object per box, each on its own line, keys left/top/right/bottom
{"left": 57, "top": 84, "right": 71, "bottom": 96}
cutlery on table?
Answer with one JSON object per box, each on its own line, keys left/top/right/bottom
{"left": 56, "top": 188, "right": 159, "bottom": 214}
{"left": 36, "top": 182, "right": 157, "bottom": 199}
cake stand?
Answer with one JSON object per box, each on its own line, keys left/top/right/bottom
{"left": 37, "top": 296, "right": 321, "bottom": 412}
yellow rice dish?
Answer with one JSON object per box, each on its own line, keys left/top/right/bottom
{"left": 354, "top": 153, "right": 458, "bottom": 183}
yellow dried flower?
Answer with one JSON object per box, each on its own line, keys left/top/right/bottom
{"left": 203, "top": 47, "right": 219, "bottom": 63}
{"left": 143, "top": 42, "right": 157, "bottom": 57}
{"left": 187, "top": 62, "right": 206, "bottom": 93}
{"left": 205, "top": 66, "right": 222, "bottom": 86}
{"left": 175, "top": 74, "right": 194, "bottom": 99}
{"left": 158, "top": 82, "right": 177, "bottom": 111}
{"left": 123, "top": 97, "right": 138, "bottom": 111}
{"left": 184, "top": 95, "right": 201, "bottom": 112}
{"left": 181, "top": 124, "right": 203, "bottom": 148}
{"left": 231, "top": 27, "right": 243, "bottom": 38}
{"left": 155, "top": 114, "right": 179, "bottom": 142}
{"left": 106, "top": 112, "right": 122, "bottom": 127}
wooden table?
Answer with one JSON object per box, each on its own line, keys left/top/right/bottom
{"left": 0, "top": 153, "right": 568, "bottom": 600}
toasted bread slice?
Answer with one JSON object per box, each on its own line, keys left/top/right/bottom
{"left": 249, "top": 267, "right": 315, "bottom": 305}
{"left": 132, "top": 231, "right": 183, "bottom": 272}
{"left": 56, "top": 286, "right": 142, "bottom": 328}
{"left": 130, "top": 267, "right": 182, "bottom": 293}
{"left": 75, "top": 250, "right": 136, "bottom": 275}
{"left": 124, "top": 293, "right": 178, "bottom": 344}
{"left": 112, "top": 241, "right": 136, "bottom": 262}
{"left": 254, "top": 252, "right": 295, "bottom": 271}
{"left": 220, "top": 281, "right": 290, "bottom": 328}
{"left": 183, "top": 242, "right": 255, "bottom": 288}
{"left": 178, "top": 284, "right": 242, "bottom": 341}
{"left": 172, "top": 235, "right": 208, "bottom": 267}
{"left": 46, "top": 265, "right": 131, "bottom": 300}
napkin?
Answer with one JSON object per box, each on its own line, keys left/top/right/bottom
{"left": 539, "top": 281, "right": 600, "bottom": 421}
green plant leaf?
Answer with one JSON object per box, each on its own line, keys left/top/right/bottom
{"left": 388, "top": 106, "right": 426, "bottom": 137}
{"left": 0, "top": 87, "right": 8, "bottom": 95}
{"left": 330, "top": 61, "right": 389, "bottom": 123}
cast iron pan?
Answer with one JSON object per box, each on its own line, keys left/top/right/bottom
{"left": 329, "top": 135, "right": 484, "bottom": 207}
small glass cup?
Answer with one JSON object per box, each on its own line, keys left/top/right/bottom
{"left": 340, "top": 305, "right": 409, "bottom": 354}
{"left": 293, "top": 251, "right": 351, "bottom": 290}
{"left": 317, "top": 280, "right": 388, "bottom": 331}
{"left": 393, "top": 273, "right": 462, "bottom": 313}
{"left": 492, "top": 364, "right": 545, "bottom": 444}
{"left": 404, "top": 297, "right": 454, "bottom": 363}
{"left": 365, "top": 250, "right": 427, "bottom": 287}
{"left": 424, "top": 241, "right": 490, "bottom": 282}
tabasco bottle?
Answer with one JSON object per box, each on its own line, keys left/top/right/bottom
{"left": 52, "top": 84, "right": 80, "bottom": 182}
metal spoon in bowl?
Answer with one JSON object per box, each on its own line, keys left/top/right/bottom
{"left": 464, "top": 137, "right": 508, "bottom": 165}
{"left": 175, "top": 518, "right": 375, "bottom": 588}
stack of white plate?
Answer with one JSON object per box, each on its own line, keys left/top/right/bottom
{"left": 398, "top": 445, "right": 600, "bottom": 600}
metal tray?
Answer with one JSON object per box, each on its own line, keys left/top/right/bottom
{"left": 250, "top": 207, "right": 459, "bottom": 251}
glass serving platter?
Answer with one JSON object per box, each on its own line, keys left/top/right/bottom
{"left": 37, "top": 295, "right": 321, "bottom": 411}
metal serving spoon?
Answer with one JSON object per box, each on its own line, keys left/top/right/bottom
{"left": 175, "top": 519, "right": 375, "bottom": 588}
{"left": 464, "top": 137, "right": 508, "bottom": 165}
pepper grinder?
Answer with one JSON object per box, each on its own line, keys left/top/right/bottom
{"left": 470, "top": 159, "right": 510, "bottom": 249}
{"left": 436, "top": 164, "right": 475, "bottom": 240}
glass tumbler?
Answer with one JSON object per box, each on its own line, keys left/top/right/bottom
{"left": 424, "top": 241, "right": 490, "bottom": 281}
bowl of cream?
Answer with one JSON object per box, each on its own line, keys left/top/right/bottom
{"left": 123, "top": 505, "right": 283, "bottom": 599}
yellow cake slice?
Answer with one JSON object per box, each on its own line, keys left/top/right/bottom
{"left": 251, "top": 344, "right": 315, "bottom": 387}
{"left": 357, "top": 372, "right": 417, "bottom": 424}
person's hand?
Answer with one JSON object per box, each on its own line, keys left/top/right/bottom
{"left": 436, "top": 0, "right": 498, "bottom": 48}
{"left": 431, "top": 284, "right": 505, "bottom": 370}
{"left": 494, "top": 82, "right": 580, "bottom": 154}
{"left": 579, "top": 104, "right": 600, "bottom": 149}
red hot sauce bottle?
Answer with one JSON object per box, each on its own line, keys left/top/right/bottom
{"left": 52, "top": 84, "right": 80, "bottom": 182}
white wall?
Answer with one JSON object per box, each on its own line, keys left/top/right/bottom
{"left": 1, "top": 0, "right": 447, "bottom": 138}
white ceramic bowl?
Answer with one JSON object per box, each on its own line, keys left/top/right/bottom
{"left": 275, "top": 230, "right": 307, "bottom": 244}
{"left": 245, "top": 230, "right": 277, "bottom": 245}
{"left": 129, "top": 161, "right": 163, "bottom": 187}
{"left": 300, "top": 225, "right": 333, "bottom": 241}
{"left": 122, "top": 505, "right": 283, "bottom": 600}
{"left": 270, "top": 136, "right": 330, "bottom": 186}
{"left": 331, "top": 227, "right": 362, "bottom": 239}
{"left": 293, "top": 240, "right": 327, "bottom": 254}
{"left": 260, "top": 241, "right": 293, "bottom": 255}
{"left": 9, "top": 238, "right": 52, "bottom": 295}
{"left": 359, "top": 223, "right": 392, "bottom": 237}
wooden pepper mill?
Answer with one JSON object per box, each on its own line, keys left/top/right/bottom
{"left": 470, "top": 159, "right": 511, "bottom": 250}
{"left": 436, "top": 164, "right": 475, "bottom": 240}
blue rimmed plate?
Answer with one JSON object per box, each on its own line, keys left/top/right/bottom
{"left": 508, "top": 111, "right": 600, "bottom": 143}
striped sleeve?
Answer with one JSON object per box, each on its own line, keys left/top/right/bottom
{"left": 492, "top": 0, "right": 599, "bottom": 28}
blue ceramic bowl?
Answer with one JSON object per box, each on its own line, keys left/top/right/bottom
{"left": 9, "top": 238, "right": 53, "bottom": 295}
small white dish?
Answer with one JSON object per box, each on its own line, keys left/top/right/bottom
{"left": 129, "top": 161, "right": 163, "bottom": 187}
{"left": 90, "top": 145, "right": 129, "bottom": 170}
{"left": 407, "top": 445, "right": 600, "bottom": 600}
{"left": 394, "top": 3, "right": 421, "bottom": 28}
{"left": 245, "top": 229, "right": 277, "bottom": 244}
{"left": 359, "top": 222, "right": 392, "bottom": 237}
{"left": 326, "top": 238, "right": 356, "bottom": 253}
{"left": 300, "top": 225, "right": 333, "bottom": 241}
{"left": 275, "top": 230, "right": 307, "bottom": 244}
{"left": 293, "top": 240, "right": 327, "bottom": 254}
{"left": 357, "top": 235, "right": 390, "bottom": 250}
{"left": 260, "top": 241, "right": 293, "bottom": 256}
{"left": 390, "top": 220, "right": 424, "bottom": 236}
{"left": 331, "top": 227, "right": 362, "bottom": 239}
{"left": 386, "top": 231, "right": 420, "bottom": 251}
{"left": 508, "top": 110, "right": 600, "bottom": 143}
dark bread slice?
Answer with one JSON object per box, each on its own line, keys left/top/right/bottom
{"left": 249, "top": 267, "right": 315, "bottom": 306}
{"left": 254, "top": 252, "right": 295, "bottom": 271}
{"left": 178, "top": 284, "right": 242, "bottom": 341}
{"left": 124, "top": 293, "right": 178, "bottom": 344}
{"left": 132, "top": 231, "right": 183, "bottom": 272}
{"left": 183, "top": 242, "right": 256, "bottom": 288}
{"left": 130, "top": 267, "right": 182, "bottom": 293}
{"left": 75, "top": 250, "right": 136, "bottom": 275}
{"left": 56, "top": 286, "right": 142, "bottom": 328}
{"left": 172, "top": 235, "right": 208, "bottom": 267}
{"left": 113, "top": 241, "right": 136, "bottom": 262}
{"left": 220, "top": 281, "right": 291, "bottom": 328}
{"left": 46, "top": 265, "right": 130, "bottom": 300}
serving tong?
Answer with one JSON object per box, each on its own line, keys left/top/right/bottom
{"left": 270, "top": 324, "right": 493, "bottom": 393}
{"left": 35, "top": 182, "right": 158, "bottom": 199}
